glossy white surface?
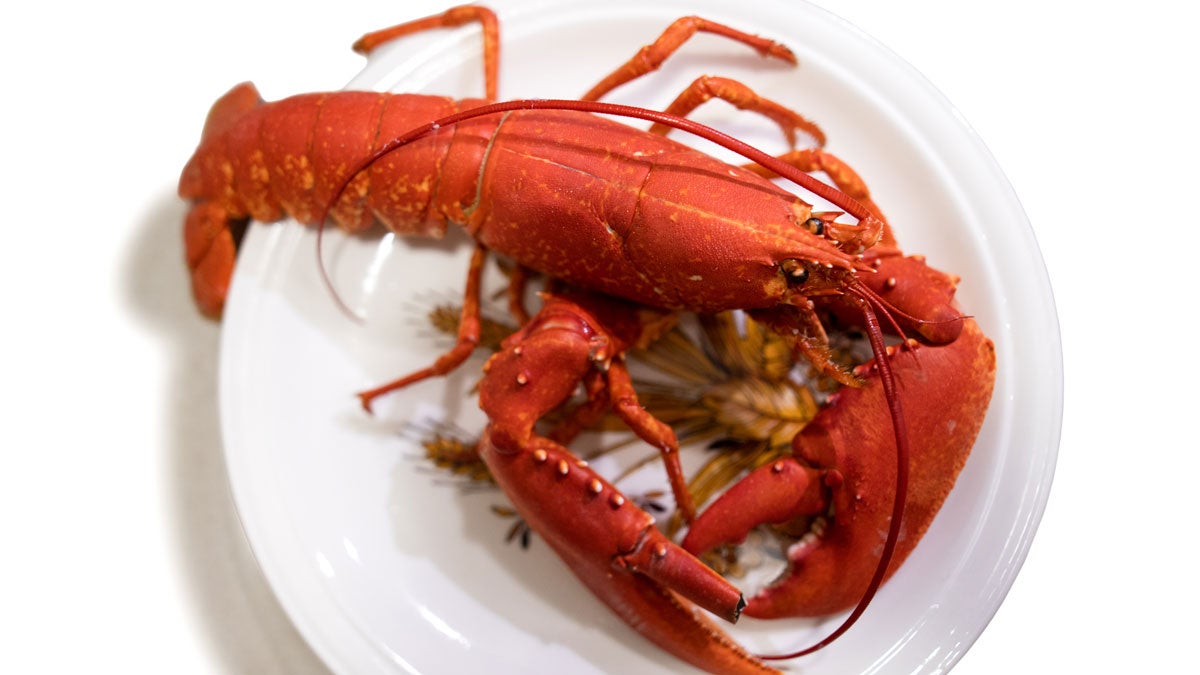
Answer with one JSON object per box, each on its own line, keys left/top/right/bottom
{"left": 219, "top": 1, "right": 1059, "bottom": 673}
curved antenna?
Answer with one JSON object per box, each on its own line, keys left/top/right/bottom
{"left": 760, "top": 283, "right": 910, "bottom": 660}
{"left": 313, "top": 213, "right": 367, "bottom": 324}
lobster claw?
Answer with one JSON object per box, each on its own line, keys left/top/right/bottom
{"left": 845, "top": 252, "right": 966, "bottom": 345}
{"left": 679, "top": 457, "right": 831, "bottom": 557}
{"left": 683, "top": 319, "right": 995, "bottom": 618}
{"left": 479, "top": 434, "right": 777, "bottom": 675}
{"left": 470, "top": 289, "right": 778, "bottom": 674}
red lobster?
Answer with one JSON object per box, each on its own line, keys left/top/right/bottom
{"left": 178, "top": 5, "right": 996, "bottom": 673}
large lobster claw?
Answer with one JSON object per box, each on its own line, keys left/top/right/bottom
{"left": 683, "top": 318, "right": 996, "bottom": 618}
{"left": 475, "top": 289, "right": 778, "bottom": 674}
{"left": 479, "top": 435, "right": 775, "bottom": 674}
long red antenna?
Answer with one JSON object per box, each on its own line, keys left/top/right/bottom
{"left": 761, "top": 287, "right": 910, "bottom": 659}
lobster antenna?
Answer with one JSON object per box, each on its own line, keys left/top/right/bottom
{"left": 760, "top": 286, "right": 911, "bottom": 660}
{"left": 314, "top": 187, "right": 368, "bottom": 324}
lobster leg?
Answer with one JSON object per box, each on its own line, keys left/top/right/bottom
{"left": 648, "top": 75, "right": 826, "bottom": 148}
{"left": 582, "top": 16, "right": 796, "bottom": 102}
{"left": 357, "top": 244, "right": 487, "bottom": 413}
{"left": 505, "top": 262, "right": 535, "bottom": 326}
{"left": 607, "top": 359, "right": 697, "bottom": 522}
{"left": 741, "top": 147, "right": 896, "bottom": 248}
{"left": 750, "top": 304, "right": 860, "bottom": 388}
{"left": 351, "top": 5, "right": 500, "bottom": 100}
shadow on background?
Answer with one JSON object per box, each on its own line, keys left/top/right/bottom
{"left": 123, "top": 192, "right": 331, "bottom": 674}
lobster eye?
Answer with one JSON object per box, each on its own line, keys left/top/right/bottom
{"left": 781, "top": 259, "right": 810, "bottom": 284}
{"left": 804, "top": 217, "right": 825, "bottom": 236}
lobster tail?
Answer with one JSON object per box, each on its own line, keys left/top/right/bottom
{"left": 182, "top": 202, "right": 244, "bottom": 318}
{"left": 200, "top": 82, "right": 263, "bottom": 142}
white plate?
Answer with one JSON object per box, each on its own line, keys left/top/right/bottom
{"left": 219, "top": 0, "right": 1062, "bottom": 673}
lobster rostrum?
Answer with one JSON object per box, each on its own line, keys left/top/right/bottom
{"left": 178, "top": 5, "right": 996, "bottom": 672}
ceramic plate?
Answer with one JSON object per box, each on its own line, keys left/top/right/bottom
{"left": 220, "top": 0, "right": 1062, "bottom": 672}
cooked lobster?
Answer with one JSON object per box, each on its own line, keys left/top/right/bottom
{"left": 178, "top": 5, "right": 996, "bottom": 673}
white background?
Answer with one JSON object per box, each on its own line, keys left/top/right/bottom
{"left": 2, "top": 1, "right": 1195, "bottom": 673}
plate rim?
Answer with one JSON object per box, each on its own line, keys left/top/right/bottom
{"left": 218, "top": 0, "right": 1063, "bottom": 673}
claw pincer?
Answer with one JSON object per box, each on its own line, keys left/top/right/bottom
{"left": 684, "top": 254, "right": 996, "bottom": 620}
{"left": 476, "top": 291, "right": 776, "bottom": 674}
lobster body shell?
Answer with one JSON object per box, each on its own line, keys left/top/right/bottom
{"left": 179, "top": 85, "right": 859, "bottom": 318}
{"left": 470, "top": 111, "right": 843, "bottom": 312}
